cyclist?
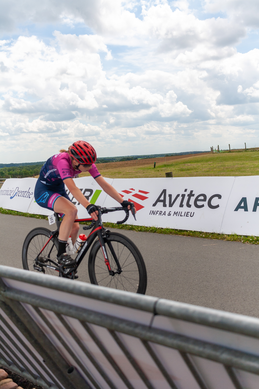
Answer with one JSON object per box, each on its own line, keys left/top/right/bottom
{"left": 34, "top": 140, "right": 133, "bottom": 267}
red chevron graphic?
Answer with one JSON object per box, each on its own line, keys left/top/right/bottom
{"left": 120, "top": 188, "right": 149, "bottom": 211}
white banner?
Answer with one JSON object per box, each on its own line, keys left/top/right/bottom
{"left": 0, "top": 178, "right": 35, "bottom": 213}
{"left": 1, "top": 176, "right": 259, "bottom": 236}
{"left": 221, "top": 176, "right": 259, "bottom": 236}
{"left": 105, "top": 176, "right": 235, "bottom": 233}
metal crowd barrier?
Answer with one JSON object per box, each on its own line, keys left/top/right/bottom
{"left": 1, "top": 265, "right": 259, "bottom": 389}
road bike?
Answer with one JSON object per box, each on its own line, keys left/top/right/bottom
{"left": 22, "top": 206, "right": 147, "bottom": 294}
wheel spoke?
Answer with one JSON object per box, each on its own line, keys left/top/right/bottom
{"left": 22, "top": 228, "right": 59, "bottom": 277}
{"left": 88, "top": 232, "right": 147, "bottom": 294}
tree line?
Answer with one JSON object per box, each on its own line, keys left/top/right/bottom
{"left": 0, "top": 164, "right": 43, "bottom": 178}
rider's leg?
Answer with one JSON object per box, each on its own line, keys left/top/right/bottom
{"left": 54, "top": 196, "right": 78, "bottom": 240}
{"left": 54, "top": 196, "right": 78, "bottom": 257}
{"left": 70, "top": 218, "right": 80, "bottom": 245}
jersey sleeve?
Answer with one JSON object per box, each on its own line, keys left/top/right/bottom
{"left": 88, "top": 164, "right": 101, "bottom": 179}
{"left": 56, "top": 157, "right": 75, "bottom": 180}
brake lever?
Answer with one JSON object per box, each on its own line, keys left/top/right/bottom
{"left": 131, "top": 204, "right": 136, "bottom": 220}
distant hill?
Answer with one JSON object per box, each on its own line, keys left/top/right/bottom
{"left": 0, "top": 151, "right": 208, "bottom": 168}
{"left": 0, "top": 151, "right": 208, "bottom": 178}
{"left": 96, "top": 151, "right": 208, "bottom": 163}
{"left": 0, "top": 162, "right": 45, "bottom": 168}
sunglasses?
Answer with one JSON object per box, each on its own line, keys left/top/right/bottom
{"left": 75, "top": 162, "right": 92, "bottom": 169}
{"left": 80, "top": 163, "right": 92, "bottom": 167}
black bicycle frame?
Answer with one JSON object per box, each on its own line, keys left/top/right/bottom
{"left": 74, "top": 225, "right": 102, "bottom": 268}
{"left": 75, "top": 221, "right": 119, "bottom": 275}
{"left": 42, "top": 208, "right": 131, "bottom": 274}
{"left": 45, "top": 214, "right": 112, "bottom": 274}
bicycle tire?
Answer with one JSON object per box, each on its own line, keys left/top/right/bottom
{"left": 22, "top": 227, "right": 59, "bottom": 277}
{"left": 88, "top": 232, "right": 147, "bottom": 294}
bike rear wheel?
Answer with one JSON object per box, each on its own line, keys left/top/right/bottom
{"left": 88, "top": 232, "right": 147, "bottom": 294}
{"left": 22, "top": 227, "right": 59, "bottom": 277}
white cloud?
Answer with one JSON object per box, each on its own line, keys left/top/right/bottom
{"left": 158, "top": 91, "right": 192, "bottom": 117}
{"left": 53, "top": 31, "right": 111, "bottom": 55}
{"left": 0, "top": 0, "right": 259, "bottom": 162}
{"left": 204, "top": 0, "right": 259, "bottom": 28}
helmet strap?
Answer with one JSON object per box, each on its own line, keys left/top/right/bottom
{"left": 71, "top": 157, "right": 80, "bottom": 170}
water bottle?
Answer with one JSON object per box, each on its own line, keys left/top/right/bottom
{"left": 66, "top": 236, "right": 75, "bottom": 255}
{"left": 74, "top": 234, "right": 87, "bottom": 253}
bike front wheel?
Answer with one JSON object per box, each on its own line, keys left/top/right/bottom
{"left": 22, "top": 227, "right": 59, "bottom": 277}
{"left": 88, "top": 232, "right": 147, "bottom": 294}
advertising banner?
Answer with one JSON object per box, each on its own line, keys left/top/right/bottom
{"left": 107, "top": 176, "right": 235, "bottom": 232}
{"left": 221, "top": 176, "right": 259, "bottom": 236}
{"left": 1, "top": 175, "right": 259, "bottom": 236}
{"left": 27, "top": 176, "right": 114, "bottom": 217}
{"left": 0, "top": 178, "right": 35, "bottom": 213}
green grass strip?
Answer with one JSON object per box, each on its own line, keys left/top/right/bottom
{"left": 1, "top": 207, "right": 259, "bottom": 245}
{"left": 0, "top": 208, "right": 47, "bottom": 219}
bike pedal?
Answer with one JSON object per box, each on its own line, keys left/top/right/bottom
{"left": 66, "top": 273, "right": 78, "bottom": 280}
{"left": 62, "top": 267, "right": 78, "bottom": 279}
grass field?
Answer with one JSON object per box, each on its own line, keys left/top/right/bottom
{"left": 79, "top": 149, "right": 259, "bottom": 179}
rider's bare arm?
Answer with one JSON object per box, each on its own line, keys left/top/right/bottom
{"left": 95, "top": 176, "right": 124, "bottom": 203}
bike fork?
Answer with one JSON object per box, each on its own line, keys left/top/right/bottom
{"left": 98, "top": 231, "right": 122, "bottom": 276}
{"left": 98, "top": 235, "right": 112, "bottom": 273}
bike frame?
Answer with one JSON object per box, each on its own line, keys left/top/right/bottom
{"left": 40, "top": 207, "right": 128, "bottom": 275}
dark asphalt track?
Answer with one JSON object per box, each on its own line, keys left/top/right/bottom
{"left": 1, "top": 213, "right": 259, "bottom": 318}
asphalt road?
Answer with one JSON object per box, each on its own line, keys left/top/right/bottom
{"left": 1, "top": 213, "right": 259, "bottom": 318}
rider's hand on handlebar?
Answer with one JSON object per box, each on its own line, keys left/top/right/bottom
{"left": 121, "top": 200, "right": 134, "bottom": 210}
{"left": 86, "top": 204, "right": 99, "bottom": 220}
{"left": 120, "top": 200, "right": 136, "bottom": 219}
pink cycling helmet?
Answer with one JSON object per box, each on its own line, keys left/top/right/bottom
{"left": 69, "top": 140, "right": 97, "bottom": 165}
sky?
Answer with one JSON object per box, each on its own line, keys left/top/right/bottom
{"left": 1, "top": 0, "right": 259, "bottom": 163}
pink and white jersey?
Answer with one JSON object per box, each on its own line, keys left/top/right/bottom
{"left": 39, "top": 152, "right": 101, "bottom": 186}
